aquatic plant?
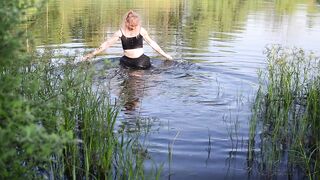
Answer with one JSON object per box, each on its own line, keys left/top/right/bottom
{"left": 168, "top": 131, "right": 180, "bottom": 179}
{"left": 0, "top": 1, "right": 160, "bottom": 179}
{"left": 22, "top": 49, "right": 156, "bottom": 179}
{"left": 248, "top": 45, "right": 320, "bottom": 179}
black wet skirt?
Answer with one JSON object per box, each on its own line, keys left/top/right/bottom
{"left": 120, "top": 54, "right": 151, "bottom": 70}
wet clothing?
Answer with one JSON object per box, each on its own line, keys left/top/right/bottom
{"left": 120, "top": 29, "right": 143, "bottom": 50}
{"left": 119, "top": 29, "right": 150, "bottom": 69}
{"left": 120, "top": 54, "right": 151, "bottom": 69}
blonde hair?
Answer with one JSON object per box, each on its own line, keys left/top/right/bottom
{"left": 121, "top": 10, "right": 141, "bottom": 30}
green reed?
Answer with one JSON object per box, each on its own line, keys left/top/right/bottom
{"left": 248, "top": 45, "right": 320, "bottom": 179}
{"left": 9, "top": 48, "right": 159, "bottom": 179}
{"left": 1, "top": 1, "right": 159, "bottom": 178}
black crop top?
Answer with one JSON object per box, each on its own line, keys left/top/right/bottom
{"left": 120, "top": 29, "right": 143, "bottom": 50}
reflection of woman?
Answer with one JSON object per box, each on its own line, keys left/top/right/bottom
{"left": 83, "top": 10, "right": 173, "bottom": 69}
{"left": 121, "top": 71, "right": 146, "bottom": 111}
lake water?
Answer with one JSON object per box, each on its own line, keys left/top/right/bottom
{"left": 31, "top": 0, "right": 320, "bottom": 179}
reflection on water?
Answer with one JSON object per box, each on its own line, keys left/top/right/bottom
{"left": 29, "top": 0, "right": 320, "bottom": 179}
{"left": 121, "top": 70, "right": 145, "bottom": 110}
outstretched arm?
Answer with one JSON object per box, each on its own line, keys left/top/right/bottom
{"left": 82, "top": 30, "right": 121, "bottom": 61}
{"left": 141, "top": 28, "right": 173, "bottom": 60}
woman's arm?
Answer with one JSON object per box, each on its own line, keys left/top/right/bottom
{"left": 140, "top": 27, "right": 173, "bottom": 60}
{"left": 82, "top": 30, "right": 121, "bottom": 61}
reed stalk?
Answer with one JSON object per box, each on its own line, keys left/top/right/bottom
{"left": 249, "top": 45, "right": 320, "bottom": 179}
{"left": 19, "top": 49, "right": 161, "bottom": 179}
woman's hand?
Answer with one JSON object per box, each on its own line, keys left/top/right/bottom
{"left": 165, "top": 54, "right": 173, "bottom": 60}
{"left": 82, "top": 53, "right": 94, "bottom": 61}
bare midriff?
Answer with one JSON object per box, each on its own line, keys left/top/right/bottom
{"left": 123, "top": 48, "right": 144, "bottom": 58}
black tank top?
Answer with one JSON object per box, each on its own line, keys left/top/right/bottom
{"left": 120, "top": 29, "right": 143, "bottom": 50}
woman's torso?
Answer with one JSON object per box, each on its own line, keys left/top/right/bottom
{"left": 120, "top": 28, "right": 144, "bottom": 58}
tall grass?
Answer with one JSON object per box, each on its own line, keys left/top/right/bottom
{"left": 248, "top": 45, "right": 320, "bottom": 179}
{"left": 0, "top": 1, "right": 160, "bottom": 179}
{"left": 14, "top": 48, "right": 159, "bottom": 179}
{"left": 22, "top": 49, "right": 160, "bottom": 179}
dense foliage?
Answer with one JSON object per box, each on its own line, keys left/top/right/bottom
{"left": 0, "top": 0, "right": 71, "bottom": 179}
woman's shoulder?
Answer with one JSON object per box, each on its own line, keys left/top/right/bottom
{"left": 140, "top": 27, "right": 148, "bottom": 36}
{"left": 114, "top": 29, "right": 122, "bottom": 37}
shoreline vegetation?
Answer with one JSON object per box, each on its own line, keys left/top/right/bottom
{"left": 1, "top": 1, "right": 319, "bottom": 179}
{"left": 248, "top": 45, "right": 320, "bottom": 179}
{"left": 0, "top": 1, "right": 159, "bottom": 179}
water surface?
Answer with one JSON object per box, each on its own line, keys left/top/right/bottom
{"left": 31, "top": 0, "right": 320, "bottom": 179}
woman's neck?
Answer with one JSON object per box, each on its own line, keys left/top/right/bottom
{"left": 123, "top": 27, "right": 140, "bottom": 37}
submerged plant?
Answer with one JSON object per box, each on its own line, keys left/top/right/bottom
{"left": 248, "top": 45, "right": 320, "bottom": 179}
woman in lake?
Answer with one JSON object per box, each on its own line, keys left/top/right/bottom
{"left": 83, "top": 10, "right": 173, "bottom": 69}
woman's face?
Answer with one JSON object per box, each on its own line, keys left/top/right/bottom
{"left": 126, "top": 18, "right": 139, "bottom": 31}
{"left": 128, "top": 24, "right": 137, "bottom": 31}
